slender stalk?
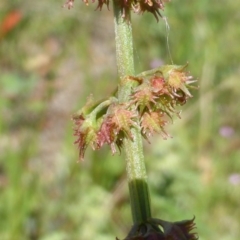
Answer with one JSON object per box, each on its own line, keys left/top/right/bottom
{"left": 113, "top": 1, "right": 151, "bottom": 224}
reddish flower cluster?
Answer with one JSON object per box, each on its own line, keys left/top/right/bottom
{"left": 63, "top": 0, "right": 74, "bottom": 9}
{"left": 131, "top": 0, "right": 167, "bottom": 21}
{"left": 63, "top": 0, "right": 168, "bottom": 20}
{"left": 96, "top": 104, "right": 138, "bottom": 153}
{"left": 141, "top": 111, "right": 169, "bottom": 141}
{"left": 73, "top": 114, "right": 99, "bottom": 160}
{"left": 73, "top": 103, "right": 138, "bottom": 159}
{"left": 117, "top": 217, "right": 198, "bottom": 240}
{"left": 131, "top": 64, "right": 195, "bottom": 142}
{"left": 73, "top": 65, "right": 195, "bottom": 160}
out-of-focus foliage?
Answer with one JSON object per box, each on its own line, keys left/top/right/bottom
{"left": 0, "top": 0, "right": 239, "bottom": 239}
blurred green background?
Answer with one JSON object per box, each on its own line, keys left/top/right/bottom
{"left": 0, "top": 0, "right": 240, "bottom": 239}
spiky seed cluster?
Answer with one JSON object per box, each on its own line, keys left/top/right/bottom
{"left": 73, "top": 102, "right": 138, "bottom": 160}
{"left": 63, "top": 0, "right": 168, "bottom": 21}
{"left": 96, "top": 104, "right": 138, "bottom": 154}
{"left": 73, "top": 115, "right": 99, "bottom": 159}
{"left": 131, "top": 64, "right": 196, "bottom": 142}
{"left": 117, "top": 217, "right": 198, "bottom": 240}
{"left": 132, "top": 0, "right": 167, "bottom": 21}
{"left": 73, "top": 65, "right": 195, "bottom": 159}
{"left": 141, "top": 111, "right": 169, "bottom": 141}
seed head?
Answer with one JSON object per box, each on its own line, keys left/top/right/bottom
{"left": 141, "top": 111, "right": 169, "bottom": 141}
{"left": 63, "top": 0, "right": 169, "bottom": 20}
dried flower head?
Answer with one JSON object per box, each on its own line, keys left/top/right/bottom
{"left": 63, "top": 0, "right": 74, "bottom": 9}
{"left": 63, "top": 0, "right": 168, "bottom": 20}
{"left": 135, "top": 0, "right": 166, "bottom": 21}
{"left": 153, "top": 217, "right": 198, "bottom": 240}
{"left": 150, "top": 76, "right": 167, "bottom": 95}
{"left": 117, "top": 217, "right": 198, "bottom": 240}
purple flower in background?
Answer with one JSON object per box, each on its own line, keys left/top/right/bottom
{"left": 219, "top": 125, "right": 234, "bottom": 138}
{"left": 229, "top": 173, "right": 240, "bottom": 185}
{"left": 150, "top": 58, "right": 164, "bottom": 69}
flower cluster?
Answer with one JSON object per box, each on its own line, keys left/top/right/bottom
{"left": 73, "top": 65, "right": 195, "bottom": 160}
{"left": 63, "top": 0, "right": 168, "bottom": 21}
{"left": 116, "top": 217, "right": 198, "bottom": 240}
{"left": 96, "top": 103, "right": 138, "bottom": 153}
{"left": 73, "top": 98, "right": 138, "bottom": 160}
{"left": 132, "top": 64, "right": 196, "bottom": 142}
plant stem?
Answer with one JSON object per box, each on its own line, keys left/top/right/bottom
{"left": 113, "top": 1, "right": 151, "bottom": 224}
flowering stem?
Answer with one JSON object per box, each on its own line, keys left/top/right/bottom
{"left": 113, "top": 1, "right": 151, "bottom": 224}
{"left": 89, "top": 97, "right": 117, "bottom": 117}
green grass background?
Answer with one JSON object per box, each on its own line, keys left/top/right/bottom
{"left": 0, "top": 0, "right": 240, "bottom": 239}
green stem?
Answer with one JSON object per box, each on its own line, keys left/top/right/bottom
{"left": 113, "top": 1, "right": 151, "bottom": 224}
{"left": 90, "top": 97, "right": 117, "bottom": 117}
